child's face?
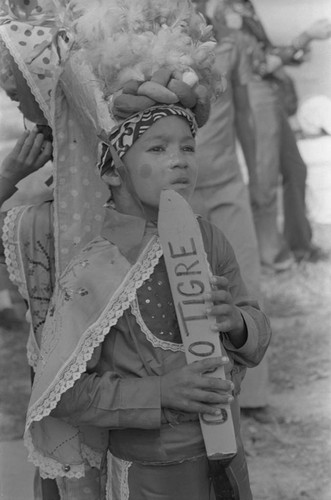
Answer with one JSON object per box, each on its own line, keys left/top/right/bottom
{"left": 123, "top": 116, "right": 198, "bottom": 217}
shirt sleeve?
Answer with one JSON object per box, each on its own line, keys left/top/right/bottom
{"left": 269, "top": 45, "right": 306, "bottom": 66}
{"left": 198, "top": 218, "right": 272, "bottom": 368}
{"left": 51, "top": 370, "right": 162, "bottom": 430}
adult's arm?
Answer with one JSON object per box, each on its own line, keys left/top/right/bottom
{"left": 233, "top": 84, "right": 259, "bottom": 207}
{"left": 231, "top": 31, "right": 259, "bottom": 207}
{"left": 241, "top": 5, "right": 331, "bottom": 70}
{"left": 253, "top": 18, "right": 331, "bottom": 72}
{"left": 276, "top": 19, "right": 331, "bottom": 65}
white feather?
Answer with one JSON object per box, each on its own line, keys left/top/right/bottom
{"left": 61, "top": 0, "right": 216, "bottom": 95}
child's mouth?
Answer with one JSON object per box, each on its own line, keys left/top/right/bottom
{"left": 171, "top": 177, "right": 190, "bottom": 187}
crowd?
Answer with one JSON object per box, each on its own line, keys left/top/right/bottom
{"left": 0, "top": 1, "right": 330, "bottom": 499}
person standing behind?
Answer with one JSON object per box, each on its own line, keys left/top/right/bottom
{"left": 226, "top": 0, "right": 331, "bottom": 270}
{"left": 191, "top": 0, "right": 261, "bottom": 300}
{"left": 191, "top": 0, "right": 271, "bottom": 422}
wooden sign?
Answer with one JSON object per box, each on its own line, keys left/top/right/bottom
{"left": 158, "top": 190, "right": 237, "bottom": 460}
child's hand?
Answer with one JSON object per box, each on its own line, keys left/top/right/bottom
{"left": 161, "top": 357, "right": 233, "bottom": 416}
{"left": 0, "top": 128, "right": 53, "bottom": 186}
{"left": 205, "top": 276, "right": 247, "bottom": 348}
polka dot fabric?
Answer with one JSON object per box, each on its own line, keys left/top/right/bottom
{"left": 54, "top": 105, "right": 109, "bottom": 274}
{"left": 0, "top": 18, "right": 55, "bottom": 123}
{"left": 137, "top": 259, "right": 181, "bottom": 345}
{"left": 3, "top": 0, "right": 55, "bottom": 22}
{"left": 52, "top": 53, "right": 115, "bottom": 274}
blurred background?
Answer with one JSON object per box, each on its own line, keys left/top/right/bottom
{"left": 255, "top": 0, "right": 331, "bottom": 100}
{"left": 254, "top": 0, "right": 331, "bottom": 227}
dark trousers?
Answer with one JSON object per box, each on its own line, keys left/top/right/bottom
{"left": 280, "top": 108, "right": 312, "bottom": 254}
{"left": 249, "top": 79, "right": 313, "bottom": 267}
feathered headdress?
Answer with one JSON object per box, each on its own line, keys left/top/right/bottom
{"left": 62, "top": 0, "right": 220, "bottom": 126}
{"left": 0, "top": 0, "right": 220, "bottom": 129}
{"left": 0, "top": 0, "right": 221, "bottom": 276}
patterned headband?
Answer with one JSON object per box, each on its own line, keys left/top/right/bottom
{"left": 98, "top": 104, "right": 198, "bottom": 173}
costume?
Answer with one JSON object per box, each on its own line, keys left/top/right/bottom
{"left": 3, "top": 198, "right": 271, "bottom": 499}
{"left": 0, "top": 1, "right": 272, "bottom": 498}
{"left": 229, "top": 0, "right": 317, "bottom": 268}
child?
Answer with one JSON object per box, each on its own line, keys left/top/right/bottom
{"left": 0, "top": 1, "right": 271, "bottom": 499}
{"left": 1, "top": 107, "right": 271, "bottom": 500}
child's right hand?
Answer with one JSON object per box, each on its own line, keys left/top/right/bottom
{"left": 0, "top": 128, "right": 53, "bottom": 186}
{"left": 160, "top": 356, "right": 233, "bottom": 417}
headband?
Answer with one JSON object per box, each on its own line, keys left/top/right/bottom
{"left": 98, "top": 104, "right": 198, "bottom": 174}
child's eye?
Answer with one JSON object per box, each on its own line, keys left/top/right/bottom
{"left": 182, "top": 145, "right": 195, "bottom": 153}
{"left": 148, "top": 145, "right": 165, "bottom": 152}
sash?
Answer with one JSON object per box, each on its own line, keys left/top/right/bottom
{"left": 3, "top": 204, "right": 162, "bottom": 478}
{"left": 25, "top": 232, "right": 162, "bottom": 479}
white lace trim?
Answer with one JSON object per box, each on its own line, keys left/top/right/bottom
{"left": 27, "top": 437, "right": 105, "bottom": 480}
{"left": 131, "top": 299, "right": 184, "bottom": 353}
{"left": 81, "top": 442, "right": 103, "bottom": 469}
{"left": 106, "top": 453, "right": 132, "bottom": 500}
{"left": 106, "top": 452, "right": 113, "bottom": 500}
{"left": 26, "top": 326, "right": 40, "bottom": 370}
{"left": 120, "top": 460, "right": 132, "bottom": 500}
{"left": 24, "top": 429, "right": 86, "bottom": 480}
{"left": 25, "top": 237, "right": 162, "bottom": 478}
{"left": 3, "top": 206, "right": 29, "bottom": 300}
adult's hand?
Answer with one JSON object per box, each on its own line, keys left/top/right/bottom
{"left": 306, "top": 19, "right": 331, "bottom": 41}
{"left": 265, "top": 54, "right": 283, "bottom": 74}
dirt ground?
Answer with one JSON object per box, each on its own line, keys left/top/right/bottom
{"left": 0, "top": 221, "right": 330, "bottom": 499}
{"left": 241, "top": 222, "right": 331, "bottom": 500}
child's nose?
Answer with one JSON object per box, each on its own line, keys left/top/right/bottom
{"left": 169, "top": 150, "right": 188, "bottom": 169}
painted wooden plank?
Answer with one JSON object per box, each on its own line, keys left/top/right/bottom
{"left": 158, "top": 189, "right": 237, "bottom": 460}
